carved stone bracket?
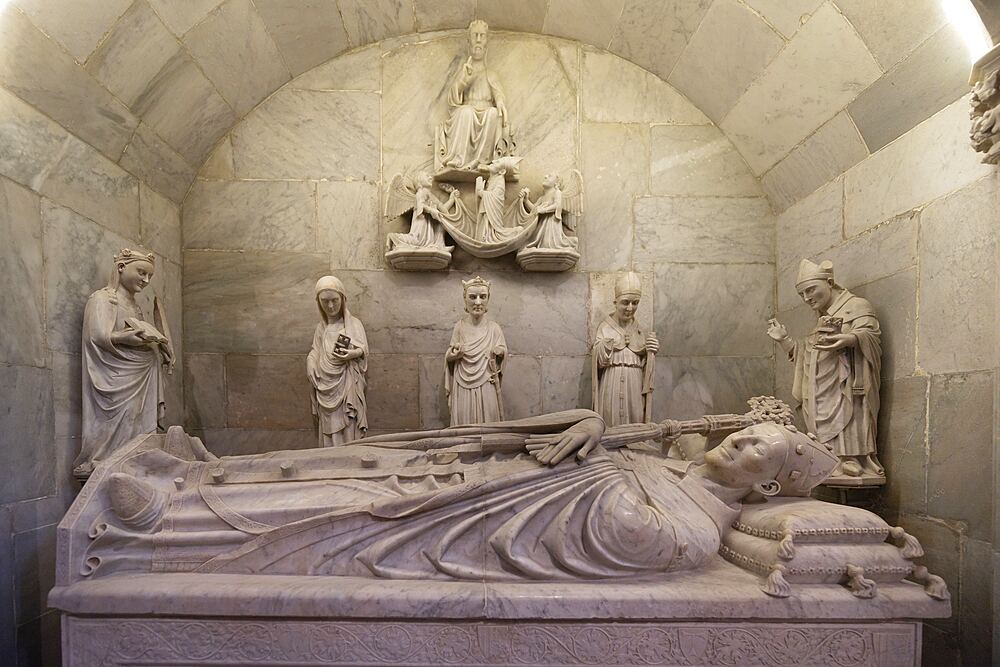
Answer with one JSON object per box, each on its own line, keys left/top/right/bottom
{"left": 970, "top": 44, "right": 1000, "bottom": 164}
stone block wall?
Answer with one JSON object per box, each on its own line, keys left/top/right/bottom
{"left": 182, "top": 34, "right": 776, "bottom": 454}
{"left": 773, "top": 96, "right": 998, "bottom": 665}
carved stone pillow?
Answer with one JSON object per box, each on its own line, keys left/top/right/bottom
{"left": 720, "top": 498, "right": 947, "bottom": 601}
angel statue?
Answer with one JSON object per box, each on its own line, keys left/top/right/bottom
{"left": 384, "top": 170, "right": 467, "bottom": 270}
{"left": 515, "top": 170, "right": 583, "bottom": 271}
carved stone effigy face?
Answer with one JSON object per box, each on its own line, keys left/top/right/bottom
{"left": 796, "top": 278, "right": 834, "bottom": 312}
{"left": 117, "top": 260, "right": 154, "bottom": 295}
{"left": 317, "top": 290, "right": 343, "bottom": 319}
{"left": 702, "top": 423, "right": 787, "bottom": 489}
{"left": 464, "top": 284, "right": 490, "bottom": 315}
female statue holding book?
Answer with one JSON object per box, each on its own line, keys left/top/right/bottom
{"left": 75, "top": 248, "right": 174, "bottom": 477}
{"left": 307, "top": 275, "right": 369, "bottom": 446}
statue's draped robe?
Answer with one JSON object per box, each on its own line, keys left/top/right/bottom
{"left": 446, "top": 319, "right": 506, "bottom": 425}
{"left": 84, "top": 411, "right": 738, "bottom": 581}
{"left": 307, "top": 311, "right": 369, "bottom": 446}
{"left": 790, "top": 290, "right": 881, "bottom": 457}
{"left": 593, "top": 316, "right": 648, "bottom": 426}
{"left": 76, "top": 288, "right": 163, "bottom": 471}
{"left": 437, "top": 63, "right": 505, "bottom": 170}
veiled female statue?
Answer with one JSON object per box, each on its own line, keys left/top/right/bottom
{"left": 593, "top": 272, "right": 659, "bottom": 425}
{"left": 307, "top": 276, "right": 368, "bottom": 446}
{"left": 445, "top": 276, "right": 507, "bottom": 425}
{"left": 767, "top": 259, "right": 883, "bottom": 480}
{"left": 74, "top": 248, "right": 174, "bottom": 477}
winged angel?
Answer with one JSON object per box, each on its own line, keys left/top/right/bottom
{"left": 519, "top": 170, "right": 583, "bottom": 253}
{"left": 384, "top": 170, "right": 464, "bottom": 254}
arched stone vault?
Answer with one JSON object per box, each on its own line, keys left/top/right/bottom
{"left": 0, "top": 0, "right": 989, "bottom": 212}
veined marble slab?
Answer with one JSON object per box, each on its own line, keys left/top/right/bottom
{"left": 0, "top": 178, "right": 46, "bottom": 367}
{"left": 119, "top": 123, "right": 196, "bottom": 205}
{"left": 254, "top": 0, "right": 351, "bottom": 76}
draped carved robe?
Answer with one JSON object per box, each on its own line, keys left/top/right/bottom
{"left": 307, "top": 312, "right": 369, "bottom": 446}
{"left": 446, "top": 318, "right": 506, "bottom": 426}
{"left": 593, "top": 316, "right": 649, "bottom": 426}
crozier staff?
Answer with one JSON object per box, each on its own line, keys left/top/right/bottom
{"left": 307, "top": 275, "right": 369, "bottom": 446}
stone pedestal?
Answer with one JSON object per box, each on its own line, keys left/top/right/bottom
{"left": 384, "top": 247, "right": 452, "bottom": 270}
{"left": 516, "top": 247, "right": 581, "bottom": 272}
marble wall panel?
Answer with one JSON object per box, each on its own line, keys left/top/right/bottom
{"left": 319, "top": 181, "right": 382, "bottom": 270}
{"left": 225, "top": 354, "right": 313, "bottom": 429}
{"left": 85, "top": 1, "right": 180, "bottom": 107}
{"left": 366, "top": 354, "right": 421, "bottom": 430}
{"left": 721, "top": 3, "right": 881, "bottom": 175}
{"left": 132, "top": 51, "right": 237, "bottom": 165}
{"left": 588, "top": 272, "right": 655, "bottom": 344}
{"left": 184, "top": 180, "right": 317, "bottom": 251}
{"left": 140, "top": 184, "right": 182, "bottom": 264}
{"left": 501, "top": 355, "right": 543, "bottom": 420}
{"left": 0, "top": 6, "right": 138, "bottom": 160}
{"left": 877, "top": 376, "right": 928, "bottom": 517}
{"left": 418, "top": 355, "right": 450, "bottom": 429}
{"left": 291, "top": 45, "right": 381, "bottom": 91}
{"left": 12, "top": 523, "right": 55, "bottom": 626}
{"left": 774, "top": 178, "right": 843, "bottom": 271}
{"left": 51, "top": 352, "right": 82, "bottom": 439}
{"left": 119, "top": 123, "right": 197, "bottom": 205}
{"left": 0, "top": 88, "right": 71, "bottom": 192}
{"left": 668, "top": 0, "right": 784, "bottom": 124}
{"left": 744, "top": 0, "right": 824, "bottom": 39}
{"left": 634, "top": 196, "right": 774, "bottom": 266}
{"left": 232, "top": 89, "right": 379, "bottom": 180}
{"left": 254, "top": 0, "right": 350, "bottom": 76}
{"left": 655, "top": 356, "right": 774, "bottom": 421}
{"left": 852, "top": 268, "right": 917, "bottom": 381}
{"left": 835, "top": 0, "right": 948, "bottom": 71}
{"left": 0, "top": 178, "right": 46, "bottom": 367}
{"left": 38, "top": 138, "right": 139, "bottom": 240}
{"left": 540, "top": 356, "right": 592, "bottom": 414}
{"left": 650, "top": 125, "right": 761, "bottom": 196}
{"left": 184, "top": 353, "right": 226, "bottom": 429}
{"left": 543, "top": 0, "right": 624, "bottom": 49}
{"left": 848, "top": 24, "right": 970, "bottom": 153}
{"left": 199, "top": 138, "right": 235, "bottom": 180}
{"left": 918, "top": 174, "right": 998, "bottom": 375}
{"left": 414, "top": 0, "right": 476, "bottom": 32}
{"left": 195, "top": 428, "right": 315, "bottom": 457}
{"left": 760, "top": 112, "right": 867, "bottom": 213}
{"left": 146, "top": 0, "right": 224, "bottom": 36}
{"left": 653, "top": 263, "right": 774, "bottom": 357}
{"left": 0, "top": 366, "right": 55, "bottom": 505}
{"left": 150, "top": 257, "right": 185, "bottom": 427}
{"left": 959, "top": 538, "right": 994, "bottom": 666}
{"left": 608, "top": 0, "right": 713, "bottom": 79}
{"left": 581, "top": 50, "right": 708, "bottom": 125}
{"left": 0, "top": 506, "right": 11, "bottom": 663}
{"left": 183, "top": 0, "right": 290, "bottom": 117}
{"left": 12, "top": 0, "right": 131, "bottom": 62}
{"left": 338, "top": 0, "right": 415, "bottom": 45}
{"left": 843, "top": 97, "right": 991, "bottom": 237}
{"left": 183, "top": 250, "right": 328, "bottom": 353}
{"left": 927, "top": 371, "right": 995, "bottom": 541}
{"left": 777, "top": 211, "right": 917, "bottom": 311}
{"left": 42, "top": 201, "right": 132, "bottom": 354}
{"left": 580, "top": 123, "right": 648, "bottom": 271}
{"left": 474, "top": 0, "right": 547, "bottom": 33}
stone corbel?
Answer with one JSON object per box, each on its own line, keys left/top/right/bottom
{"left": 970, "top": 43, "right": 1000, "bottom": 164}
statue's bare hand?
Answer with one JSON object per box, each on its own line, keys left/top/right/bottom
{"left": 766, "top": 318, "right": 788, "bottom": 341}
{"left": 525, "top": 431, "right": 598, "bottom": 465}
{"left": 446, "top": 345, "right": 464, "bottom": 362}
{"left": 645, "top": 333, "right": 659, "bottom": 355}
{"left": 113, "top": 329, "right": 149, "bottom": 347}
{"left": 815, "top": 333, "right": 856, "bottom": 351}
